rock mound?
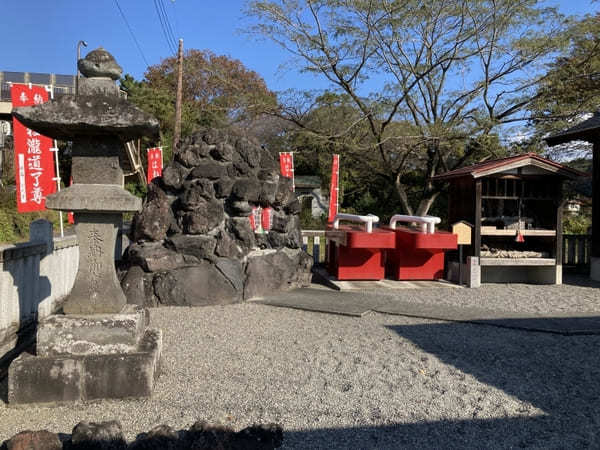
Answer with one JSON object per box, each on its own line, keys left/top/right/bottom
{"left": 2, "top": 420, "right": 283, "bottom": 449}
{"left": 121, "top": 128, "right": 312, "bottom": 306}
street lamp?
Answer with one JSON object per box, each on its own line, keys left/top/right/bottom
{"left": 76, "top": 40, "right": 88, "bottom": 95}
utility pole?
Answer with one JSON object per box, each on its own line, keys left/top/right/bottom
{"left": 173, "top": 38, "right": 184, "bottom": 155}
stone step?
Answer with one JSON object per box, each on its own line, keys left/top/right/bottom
{"left": 36, "top": 305, "right": 147, "bottom": 357}
{"left": 8, "top": 328, "right": 161, "bottom": 405}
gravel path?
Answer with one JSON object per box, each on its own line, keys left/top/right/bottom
{"left": 1, "top": 282, "right": 600, "bottom": 448}
{"left": 368, "top": 275, "right": 600, "bottom": 314}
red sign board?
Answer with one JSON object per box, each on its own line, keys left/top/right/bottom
{"left": 147, "top": 147, "right": 163, "bottom": 184}
{"left": 11, "top": 84, "right": 56, "bottom": 212}
{"left": 328, "top": 154, "right": 340, "bottom": 223}
{"left": 279, "top": 152, "right": 294, "bottom": 191}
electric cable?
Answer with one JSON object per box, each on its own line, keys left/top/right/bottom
{"left": 113, "top": 0, "right": 150, "bottom": 67}
{"left": 158, "top": 0, "right": 178, "bottom": 48}
{"left": 153, "top": 0, "right": 177, "bottom": 54}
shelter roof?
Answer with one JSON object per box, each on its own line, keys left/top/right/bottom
{"left": 295, "top": 175, "right": 321, "bottom": 189}
{"left": 432, "top": 153, "right": 586, "bottom": 181}
{"left": 545, "top": 112, "right": 600, "bottom": 146}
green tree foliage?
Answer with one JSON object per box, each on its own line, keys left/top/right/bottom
{"left": 528, "top": 13, "right": 600, "bottom": 158}
{"left": 121, "top": 49, "right": 277, "bottom": 162}
{"left": 247, "top": 0, "right": 570, "bottom": 215}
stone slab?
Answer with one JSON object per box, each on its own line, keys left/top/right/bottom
{"left": 8, "top": 328, "right": 162, "bottom": 405}
{"left": 312, "top": 266, "right": 460, "bottom": 291}
{"left": 8, "top": 354, "right": 83, "bottom": 405}
{"left": 46, "top": 184, "right": 141, "bottom": 213}
{"left": 254, "top": 288, "right": 383, "bottom": 317}
{"left": 37, "top": 306, "right": 146, "bottom": 357}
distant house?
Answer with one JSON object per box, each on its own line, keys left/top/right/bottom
{"left": 295, "top": 175, "right": 328, "bottom": 218}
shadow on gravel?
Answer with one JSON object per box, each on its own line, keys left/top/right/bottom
{"left": 282, "top": 416, "right": 584, "bottom": 449}
{"left": 373, "top": 321, "right": 600, "bottom": 449}
{"left": 562, "top": 273, "right": 600, "bottom": 289}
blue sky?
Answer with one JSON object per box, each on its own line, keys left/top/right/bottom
{"left": 1, "top": 0, "right": 598, "bottom": 93}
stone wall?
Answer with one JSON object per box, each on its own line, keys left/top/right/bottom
{"left": 0, "top": 220, "right": 78, "bottom": 363}
{"left": 122, "top": 128, "right": 312, "bottom": 307}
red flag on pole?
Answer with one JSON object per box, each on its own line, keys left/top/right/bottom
{"left": 279, "top": 152, "right": 294, "bottom": 191}
{"left": 11, "top": 84, "right": 56, "bottom": 212}
{"left": 147, "top": 147, "right": 163, "bottom": 184}
{"left": 328, "top": 154, "right": 340, "bottom": 223}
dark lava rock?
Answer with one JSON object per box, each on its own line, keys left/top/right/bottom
{"left": 153, "top": 262, "right": 241, "bottom": 306}
{"left": 128, "top": 425, "right": 180, "bottom": 450}
{"left": 133, "top": 183, "right": 176, "bottom": 242}
{"left": 3, "top": 430, "right": 62, "bottom": 450}
{"left": 244, "top": 248, "right": 312, "bottom": 300}
{"left": 127, "top": 242, "right": 185, "bottom": 272}
{"left": 70, "top": 420, "right": 126, "bottom": 450}
{"left": 125, "top": 127, "right": 312, "bottom": 307}
{"left": 162, "top": 161, "right": 189, "bottom": 191}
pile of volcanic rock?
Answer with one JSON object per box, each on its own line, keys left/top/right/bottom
{"left": 2, "top": 420, "right": 283, "bottom": 449}
{"left": 120, "top": 128, "right": 312, "bottom": 307}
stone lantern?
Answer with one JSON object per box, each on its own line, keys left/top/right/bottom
{"left": 8, "top": 48, "right": 162, "bottom": 404}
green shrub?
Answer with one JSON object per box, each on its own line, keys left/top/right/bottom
{"left": 0, "top": 188, "right": 65, "bottom": 244}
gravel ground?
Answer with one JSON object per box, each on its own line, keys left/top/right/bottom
{"left": 368, "top": 275, "right": 600, "bottom": 314}
{"left": 1, "top": 281, "right": 600, "bottom": 448}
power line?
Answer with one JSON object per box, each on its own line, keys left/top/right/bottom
{"left": 158, "top": 0, "right": 178, "bottom": 48}
{"left": 153, "top": 0, "right": 176, "bottom": 54}
{"left": 113, "top": 0, "right": 150, "bottom": 67}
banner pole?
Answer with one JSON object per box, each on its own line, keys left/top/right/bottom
{"left": 47, "top": 85, "right": 63, "bottom": 237}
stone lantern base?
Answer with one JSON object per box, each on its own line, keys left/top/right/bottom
{"left": 8, "top": 306, "right": 162, "bottom": 405}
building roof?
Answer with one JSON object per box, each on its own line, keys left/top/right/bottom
{"left": 545, "top": 111, "right": 600, "bottom": 146}
{"left": 432, "top": 153, "right": 586, "bottom": 181}
{"left": 294, "top": 175, "right": 321, "bottom": 189}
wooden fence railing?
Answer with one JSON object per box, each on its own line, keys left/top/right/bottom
{"left": 303, "top": 231, "right": 593, "bottom": 269}
{"left": 563, "top": 234, "right": 591, "bottom": 268}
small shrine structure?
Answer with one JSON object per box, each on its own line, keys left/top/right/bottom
{"left": 433, "top": 153, "right": 584, "bottom": 287}
{"left": 545, "top": 112, "right": 600, "bottom": 282}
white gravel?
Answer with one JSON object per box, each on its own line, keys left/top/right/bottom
{"left": 370, "top": 275, "right": 600, "bottom": 314}
{"left": 1, "top": 281, "right": 600, "bottom": 448}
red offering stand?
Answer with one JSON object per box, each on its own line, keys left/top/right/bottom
{"left": 326, "top": 214, "right": 396, "bottom": 280}
{"left": 384, "top": 215, "right": 457, "bottom": 280}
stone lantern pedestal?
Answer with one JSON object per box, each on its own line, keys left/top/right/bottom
{"left": 8, "top": 48, "right": 162, "bottom": 404}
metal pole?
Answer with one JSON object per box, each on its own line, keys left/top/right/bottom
{"left": 47, "top": 85, "right": 64, "bottom": 237}
{"left": 76, "top": 40, "right": 88, "bottom": 95}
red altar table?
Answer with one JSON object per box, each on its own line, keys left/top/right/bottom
{"left": 385, "top": 225, "right": 457, "bottom": 280}
{"left": 325, "top": 215, "right": 395, "bottom": 280}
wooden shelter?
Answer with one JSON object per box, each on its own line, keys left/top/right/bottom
{"left": 433, "top": 153, "right": 585, "bottom": 287}
{"left": 545, "top": 112, "right": 600, "bottom": 281}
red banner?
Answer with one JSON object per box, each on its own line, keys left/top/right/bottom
{"left": 279, "top": 152, "right": 294, "bottom": 191}
{"left": 328, "top": 154, "right": 340, "bottom": 223}
{"left": 11, "top": 84, "right": 56, "bottom": 212}
{"left": 147, "top": 147, "right": 163, "bottom": 184}
{"left": 249, "top": 206, "right": 272, "bottom": 233}
{"left": 261, "top": 207, "right": 272, "bottom": 232}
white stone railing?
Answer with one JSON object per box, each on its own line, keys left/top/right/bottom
{"left": 0, "top": 220, "right": 79, "bottom": 364}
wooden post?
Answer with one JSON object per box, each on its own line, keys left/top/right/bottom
{"left": 474, "top": 180, "right": 482, "bottom": 258}
{"left": 173, "top": 38, "right": 184, "bottom": 155}
{"left": 593, "top": 140, "right": 600, "bottom": 258}
{"left": 556, "top": 182, "right": 564, "bottom": 264}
